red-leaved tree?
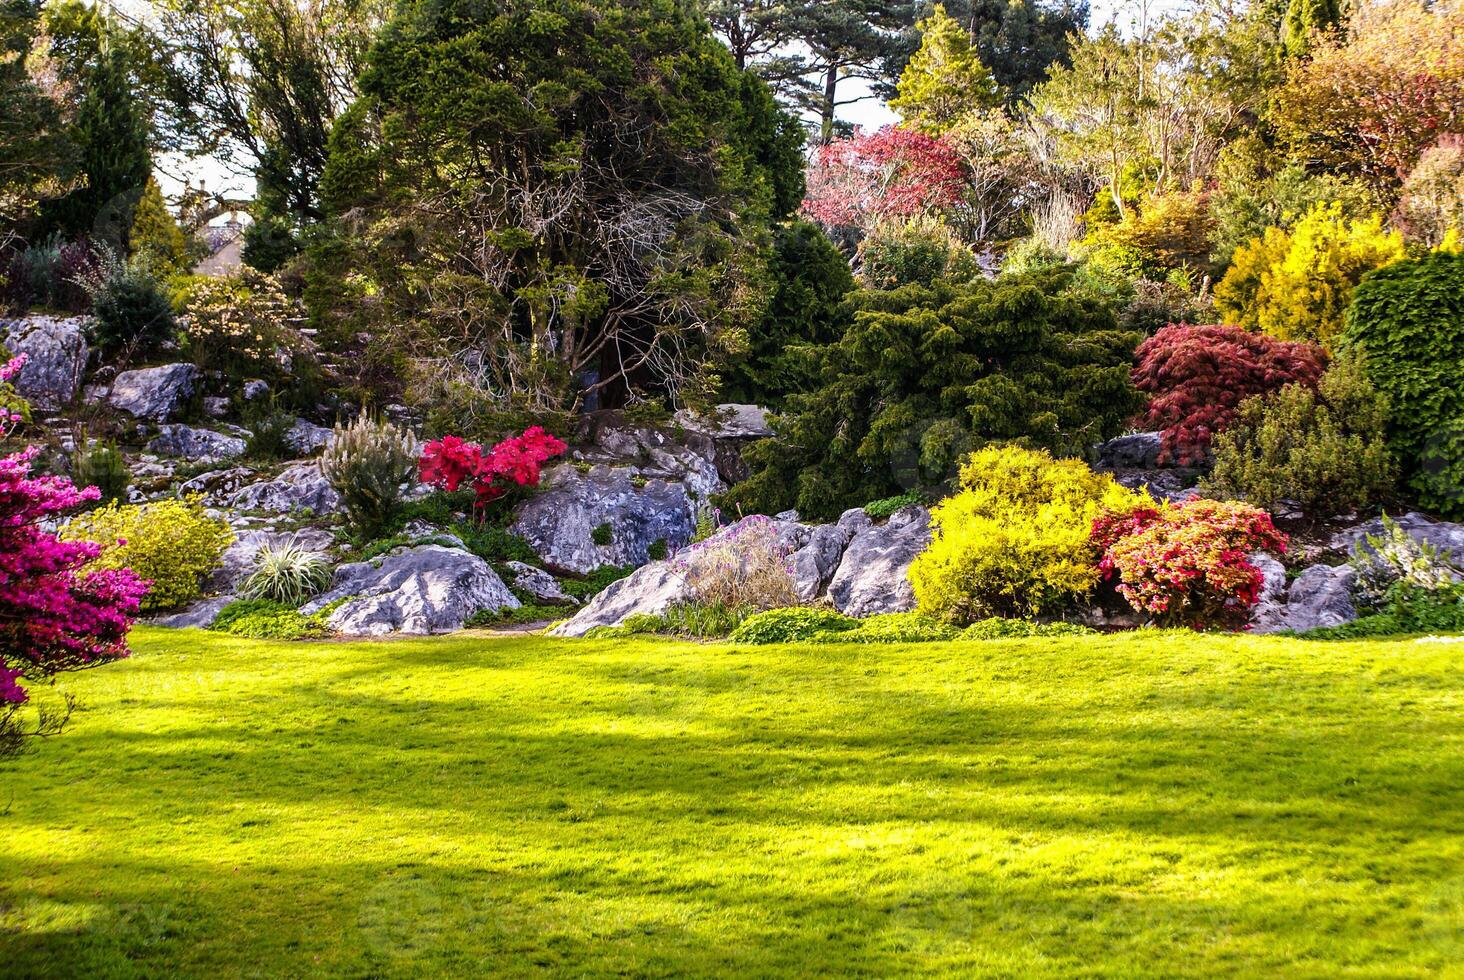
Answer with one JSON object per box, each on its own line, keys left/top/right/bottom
{"left": 0, "top": 355, "right": 149, "bottom": 756}
{"left": 1093, "top": 498, "right": 1288, "bottom": 629}
{"left": 801, "top": 126, "right": 967, "bottom": 232}
{"left": 1132, "top": 324, "right": 1327, "bottom": 465}
{"left": 419, "top": 426, "right": 568, "bottom": 510}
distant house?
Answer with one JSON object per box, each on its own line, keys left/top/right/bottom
{"left": 193, "top": 214, "right": 246, "bottom": 276}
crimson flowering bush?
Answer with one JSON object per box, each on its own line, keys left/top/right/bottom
{"left": 1094, "top": 498, "right": 1288, "bottom": 629}
{"left": 0, "top": 355, "right": 148, "bottom": 756}
{"left": 1132, "top": 324, "right": 1327, "bottom": 465}
{"left": 419, "top": 426, "right": 568, "bottom": 510}
{"left": 801, "top": 126, "right": 966, "bottom": 231}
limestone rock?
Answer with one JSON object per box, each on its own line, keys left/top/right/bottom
{"left": 826, "top": 505, "right": 930, "bottom": 617}
{"left": 147, "top": 424, "right": 247, "bottom": 462}
{"left": 511, "top": 464, "right": 697, "bottom": 574}
{"left": 284, "top": 418, "right": 331, "bottom": 456}
{"left": 150, "top": 596, "right": 234, "bottom": 630}
{"left": 1331, "top": 512, "right": 1464, "bottom": 557}
{"left": 300, "top": 544, "right": 517, "bottom": 635}
{"left": 791, "top": 508, "right": 867, "bottom": 602}
{"left": 1250, "top": 562, "right": 1358, "bottom": 634}
{"left": 107, "top": 364, "right": 199, "bottom": 421}
{"left": 2, "top": 315, "right": 88, "bottom": 409}
{"left": 673, "top": 403, "right": 775, "bottom": 439}
{"left": 230, "top": 461, "right": 340, "bottom": 514}
{"left": 1095, "top": 431, "right": 1163, "bottom": 470}
{"left": 504, "top": 560, "right": 578, "bottom": 605}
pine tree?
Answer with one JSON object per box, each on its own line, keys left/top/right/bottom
{"left": 1282, "top": 0, "right": 1343, "bottom": 58}
{"left": 889, "top": 4, "right": 1001, "bottom": 133}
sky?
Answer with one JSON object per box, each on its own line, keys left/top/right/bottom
{"left": 153, "top": 0, "right": 1187, "bottom": 210}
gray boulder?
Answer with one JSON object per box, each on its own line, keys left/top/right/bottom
{"left": 203, "top": 396, "right": 230, "bottom": 419}
{"left": 511, "top": 464, "right": 697, "bottom": 574}
{"left": 150, "top": 596, "right": 234, "bottom": 630}
{"left": 243, "top": 380, "right": 270, "bottom": 401}
{"left": 826, "top": 505, "right": 930, "bottom": 617}
{"left": 176, "top": 466, "right": 256, "bottom": 503}
{"left": 107, "top": 364, "right": 199, "bottom": 421}
{"left": 230, "top": 461, "right": 340, "bottom": 514}
{"left": 576, "top": 421, "right": 727, "bottom": 503}
{"left": 1246, "top": 553, "right": 1292, "bottom": 633}
{"left": 1331, "top": 512, "right": 1464, "bottom": 557}
{"left": 673, "top": 403, "right": 775, "bottom": 439}
{"left": 300, "top": 544, "right": 517, "bottom": 635}
{"left": 285, "top": 418, "right": 331, "bottom": 456}
{"left": 147, "top": 424, "right": 247, "bottom": 462}
{"left": 791, "top": 508, "right": 868, "bottom": 602}
{"left": 504, "top": 561, "right": 578, "bottom": 605}
{"left": 1250, "top": 562, "right": 1358, "bottom": 634}
{"left": 1096, "top": 431, "right": 1163, "bottom": 470}
{"left": 2, "top": 316, "right": 88, "bottom": 409}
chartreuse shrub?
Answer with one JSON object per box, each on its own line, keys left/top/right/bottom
{"left": 1214, "top": 204, "right": 1404, "bottom": 348}
{"left": 62, "top": 496, "right": 233, "bottom": 612}
{"left": 910, "top": 445, "right": 1145, "bottom": 623}
{"left": 725, "top": 266, "right": 1143, "bottom": 522}
{"left": 1203, "top": 355, "right": 1397, "bottom": 516}
{"left": 729, "top": 607, "right": 858, "bottom": 644}
{"left": 1346, "top": 516, "right": 1460, "bottom": 612}
{"left": 209, "top": 599, "right": 332, "bottom": 640}
{"left": 1339, "top": 251, "right": 1464, "bottom": 517}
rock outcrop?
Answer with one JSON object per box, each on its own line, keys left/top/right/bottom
{"left": 2, "top": 316, "right": 88, "bottom": 409}
{"left": 504, "top": 561, "right": 578, "bottom": 605}
{"left": 511, "top": 464, "right": 697, "bottom": 574}
{"left": 825, "top": 505, "right": 930, "bottom": 617}
{"left": 301, "top": 544, "right": 517, "bottom": 635}
{"left": 1331, "top": 512, "right": 1464, "bottom": 556}
{"left": 106, "top": 363, "right": 199, "bottom": 421}
{"left": 147, "top": 424, "right": 247, "bottom": 462}
{"left": 230, "top": 461, "right": 340, "bottom": 514}
{"left": 285, "top": 418, "right": 331, "bottom": 456}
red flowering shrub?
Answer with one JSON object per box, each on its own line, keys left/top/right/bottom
{"left": 1132, "top": 324, "right": 1327, "bottom": 464}
{"left": 802, "top": 126, "right": 966, "bottom": 231}
{"left": 1094, "top": 498, "right": 1288, "bottom": 629}
{"left": 419, "top": 426, "right": 568, "bottom": 510}
{"left": 0, "top": 355, "right": 148, "bottom": 756}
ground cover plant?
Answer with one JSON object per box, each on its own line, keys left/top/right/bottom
{"left": 0, "top": 628, "right": 1461, "bottom": 976}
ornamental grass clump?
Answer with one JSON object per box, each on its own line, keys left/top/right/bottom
{"left": 1093, "top": 499, "right": 1288, "bottom": 629}
{"left": 671, "top": 515, "right": 798, "bottom": 613}
{"left": 322, "top": 414, "right": 417, "bottom": 538}
{"left": 238, "top": 538, "right": 334, "bottom": 606}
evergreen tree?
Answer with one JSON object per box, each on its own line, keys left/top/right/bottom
{"left": 889, "top": 4, "right": 1001, "bottom": 133}
{"left": 127, "top": 176, "right": 189, "bottom": 273}
{"left": 1282, "top": 0, "right": 1342, "bottom": 59}
{"left": 0, "top": 0, "right": 75, "bottom": 232}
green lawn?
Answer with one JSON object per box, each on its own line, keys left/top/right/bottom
{"left": 1, "top": 627, "right": 1462, "bottom": 977}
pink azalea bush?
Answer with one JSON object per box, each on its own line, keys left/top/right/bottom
{"left": 418, "top": 426, "right": 568, "bottom": 510}
{"left": 1092, "top": 498, "right": 1288, "bottom": 629}
{"left": 0, "top": 354, "right": 149, "bottom": 755}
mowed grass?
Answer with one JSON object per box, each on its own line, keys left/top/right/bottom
{"left": 1, "top": 628, "right": 1462, "bottom": 978}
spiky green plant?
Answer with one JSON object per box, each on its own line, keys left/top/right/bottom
{"left": 238, "top": 538, "right": 334, "bottom": 606}
{"left": 320, "top": 414, "right": 417, "bottom": 537}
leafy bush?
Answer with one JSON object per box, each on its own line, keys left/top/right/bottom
{"left": 321, "top": 414, "right": 417, "bottom": 538}
{"left": 1346, "top": 516, "right": 1460, "bottom": 613}
{"left": 646, "top": 538, "right": 668, "bottom": 561}
{"left": 863, "top": 492, "right": 923, "bottom": 521}
{"left": 814, "top": 611, "right": 959, "bottom": 644}
{"left": 729, "top": 607, "right": 859, "bottom": 644}
{"left": 1203, "top": 355, "right": 1397, "bottom": 517}
{"left": 71, "top": 440, "right": 129, "bottom": 507}
{"left": 670, "top": 516, "right": 797, "bottom": 612}
{"left": 1094, "top": 499, "right": 1288, "bottom": 629}
{"left": 78, "top": 256, "right": 177, "bottom": 357}
{"left": 62, "top": 496, "right": 234, "bottom": 612}
{"left": 465, "top": 603, "right": 566, "bottom": 629}
{"left": 175, "top": 272, "right": 302, "bottom": 384}
{"left": 1, "top": 235, "right": 98, "bottom": 313}
{"left": 418, "top": 427, "right": 567, "bottom": 511}
{"left": 1339, "top": 251, "right": 1464, "bottom": 517}
{"left": 1208, "top": 161, "right": 1374, "bottom": 267}
{"left": 910, "top": 445, "right": 1143, "bottom": 623}
{"left": 1078, "top": 189, "right": 1215, "bottom": 280}
{"left": 238, "top": 538, "right": 333, "bottom": 606}
{"left": 725, "top": 266, "right": 1144, "bottom": 521}
{"left": 1391, "top": 136, "right": 1464, "bottom": 248}
{"left": 858, "top": 219, "right": 979, "bottom": 290}
{"left": 961, "top": 618, "right": 1095, "bottom": 639}
{"left": 1132, "top": 324, "right": 1328, "bottom": 465}
{"left": 209, "top": 599, "right": 331, "bottom": 640}
{"left": 243, "top": 407, "right": 295, "bottom": 461}
{"left": 1213, "top": 204, "right": 1404, "bottom": 347}
{"left": 1115, "top": 277, "right": 1215, "bottom": 336}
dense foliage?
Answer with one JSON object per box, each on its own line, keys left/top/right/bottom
{"left": 1132, "top": 324, "right": 1328, "bottom": 465}
{"left": 727, "top": 267, "right": 1142, "bottom": 520}
{"left": 909, "top": 445, "right": 1142, "bottom": 623}
{"left": 419, "top": 428, "right": 568, "bottom": 512}
{"left": 1339, "top": 251, "right": 1464, "bottom": 517}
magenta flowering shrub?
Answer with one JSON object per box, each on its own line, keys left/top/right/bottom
{"left": 669, "top": 515, "right": 798, "bottom": 611}
{"left": 0, "top": 355, "right": 148, "bottom": 756}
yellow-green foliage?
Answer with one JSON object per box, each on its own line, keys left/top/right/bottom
{"left": 63, "top": 496, "right": 234, "bottom": 612}
{"left": 909, "top": 445, "right": 1144, "bottom": 622}
{"left": 1215, "top": 203, "right": 1404, "bottom": 347}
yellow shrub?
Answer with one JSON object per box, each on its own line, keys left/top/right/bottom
{"left": 909, "top": 445, "right": 1144, "bottom": 623}
{"left": 63, "top": 496, "right": 234, "bottom": 612}
{"left": 1215, "top": 204, "right": 1404, "bottom": 347}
